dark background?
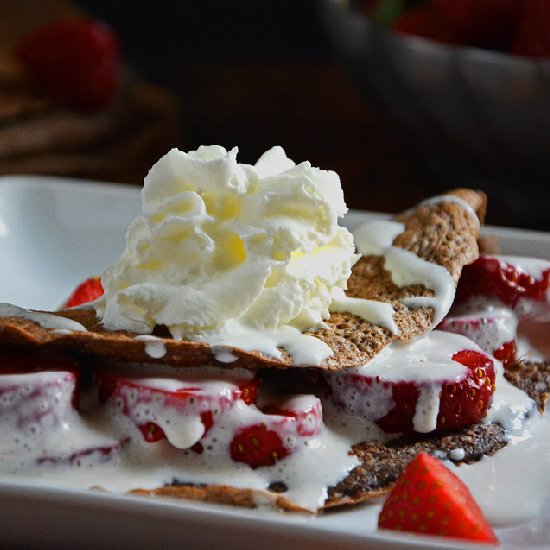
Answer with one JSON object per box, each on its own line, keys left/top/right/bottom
{"left": 78, "top": 0, "right": 548, "bottom": 232}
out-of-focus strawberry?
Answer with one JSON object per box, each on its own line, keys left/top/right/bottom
{"left": 15, "top": 18, "right": 120, "bottom": 112}
{"left": 493, "top": 339, "right": 518, "bottom": 368}
{"left": 64, "top": 277, "right": 104, "bottom": 308}
{"left": 511, "top": 0, "right": 550, "bottom": 58}
{"left": 391, "top": 5, "right": 462, "bottom": 45}
{"left": 456, "top": 256, "right": 550, "bottom": 311}
{"left": 378, "top": 452, "right": 498, "bottom": 544}
{"left": 433, "top": 0, "right": 516, "bottom": 49}
{"left": 437, "top": 310, "right": 518, "bottom": 365}
{"left": 0, "top": 351, "right": 80, "bottom": 445}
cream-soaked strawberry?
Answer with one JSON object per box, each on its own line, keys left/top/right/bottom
{"left": 0, "top": 352, "right": 79, "bottom": 453}
{"left": 324, "top": 332, "right": 496, "bottom": 434}
{"left": 456, "top": 255, "right": 550, "bottom": 318}
{"left": 438, "top": 307, "right": 518, "bottom": 366}
{"left": 230, "top": 395, "right": 322, "bottom": 469}
{"left": 96, "top": 371, "right": 259, "bottom": 450}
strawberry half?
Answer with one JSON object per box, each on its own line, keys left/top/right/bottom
{"left": 456, "top": 256, "right": 550, "bottom": 311}
{"left": 64, "top": 277, "right": 104, "bottom": 308}
{"left": 379, "top": 452, "right": 498, "bottom": 544}
{"left": 15, "top": 18, "right": 120, "bottom": 112}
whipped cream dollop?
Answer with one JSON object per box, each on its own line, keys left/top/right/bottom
{"left": 97, "top": 146, "right": 358, "bottom": 348}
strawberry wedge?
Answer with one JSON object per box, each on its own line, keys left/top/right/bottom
{"left": 379, "top": 452, "right": 498, "bottom": 544}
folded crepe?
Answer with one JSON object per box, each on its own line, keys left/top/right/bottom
{"left": 0, "top": 188, "right": 486, "bottom": 371}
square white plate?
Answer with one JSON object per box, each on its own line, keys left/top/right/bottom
{"left": 0, "top": 175, "right": 548, "bottom": 549}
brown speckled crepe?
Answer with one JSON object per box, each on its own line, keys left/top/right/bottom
{"left": 0, "top": 188, "right": 485, "bottom": 371}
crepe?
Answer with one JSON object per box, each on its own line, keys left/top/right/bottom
{"left": 0, "top": 188, "right": 485, "bottom": 371}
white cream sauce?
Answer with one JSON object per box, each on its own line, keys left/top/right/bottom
{"left": 0, "top": 367, "right": 359, "bottom": 512}
{"left": 133, "top": 335, "right": 167, "bottom": 359}
{"left": 352, "top": 220, "right": 456, "bottom": 328}
{"left": 0, "top": 303, "right": 87, "bottom": 332}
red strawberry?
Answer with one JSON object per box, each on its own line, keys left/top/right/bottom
{"left": 456, "top": 256, "right": 550, "bottom": 311}
{"left": 261, "top": 395, "right": 323, "bottom": 437}
{"left": 493, "top": 339, "right": 517, "bottom": 368}
{"left": 230, "top": 395, "right": 323, "bottom": 469}
{"left": 391, "top": 5, "right": 462, "bottom": 45}
{"left": 97, "top": 371, "right": 259, "bottom": 450}
{"left": 327, "top": 349, "right": 495, "bottom": 434}
{"left": 0, "top": 351, "right": 80, "bottom": 451}
{"left": 433, "top": 0, "right": 515, "bottom": 49}
{"left": 378, "top": 452, "right": 498, "bottom": 543}
{"left": 1, "top": 349, "right": 80, "bottom": 408}
{"left": 511, "top": 0, "right": 550, "bottom": 58}
{"left": 437, "top": 310, "right": 518, "bottom": 365}
{"left": 64, "top": 277, "right": 104, "bottom": 308}
{"left": 230, "top": 423, "right": 289, "bottom": 469}
{"left": 15, "top": 18, "right": 120, "bottom": 112}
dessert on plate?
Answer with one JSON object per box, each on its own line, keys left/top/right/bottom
{"left": 0, "top": 146, "right": 548, "bottom": 543}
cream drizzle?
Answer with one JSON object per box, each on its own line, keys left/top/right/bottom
{"left": 133, "top": 335, "right": 167, "bottom": 359}
{"left": 329, "top": 288, "right": 398, "bottom": 334}
{"left": 352, "top": 220, "right": 456, "bottom": 328}
{"left": 0, "top": 303, "right": 87, "bottom": 333}
{"left": 415, "top": 194, "right": 480, "bottom": 226}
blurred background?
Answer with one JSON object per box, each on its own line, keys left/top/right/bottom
{"left": 0, "top": 0, "right": 548, "bottom": 231}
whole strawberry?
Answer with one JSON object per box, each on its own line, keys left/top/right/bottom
{"left": 15, "top": 18, "right": 120, "bottom": 112}
{"left": 379, "top": 452, "right": 498, "bottom": 544}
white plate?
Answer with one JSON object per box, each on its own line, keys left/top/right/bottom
{"left": 0, "top": 175, "right": 548, "bottom": 549}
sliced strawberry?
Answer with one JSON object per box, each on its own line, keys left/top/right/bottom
{"left": 456, "top": 256, "right": 550, "bottom": 313}
{"left": 0, "top": 350, "right": 80, "bottom": 451}
{"left": 433, "top": 0, "right": 515, "bottom": 49}
{"left": 230, "top": 423, "right": 289, "bottom": 469}
{"left": 96, "top": 371, "right": 259, "bottom": 450}
{"left": 261, "top": 394, "right": 323, "bottom": 437}
{"left": 379, "top": 452, "right": 498, "bottom": 543}
{"left": 15, "top": 18, "right": 120, "bottom": 112}
{"left": 391, "top": 5, "right": 463, "bottom": 45}
{"left": 64, "top": 277, "right": 104, "bottom": 308}
{"left": 37, "top": 441, "right": 121, "bottom": 466}
{"left": 326, "top": 348, "right": 495, "bottom": 434}
{"left": 230, "top": 395, "right": 323, "bottom": 469}
{"left": 493, "top": 339, "right": 517, "bottom": 368}
{"left": 437, "top": 309, "right": 518, "bottom": 364}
